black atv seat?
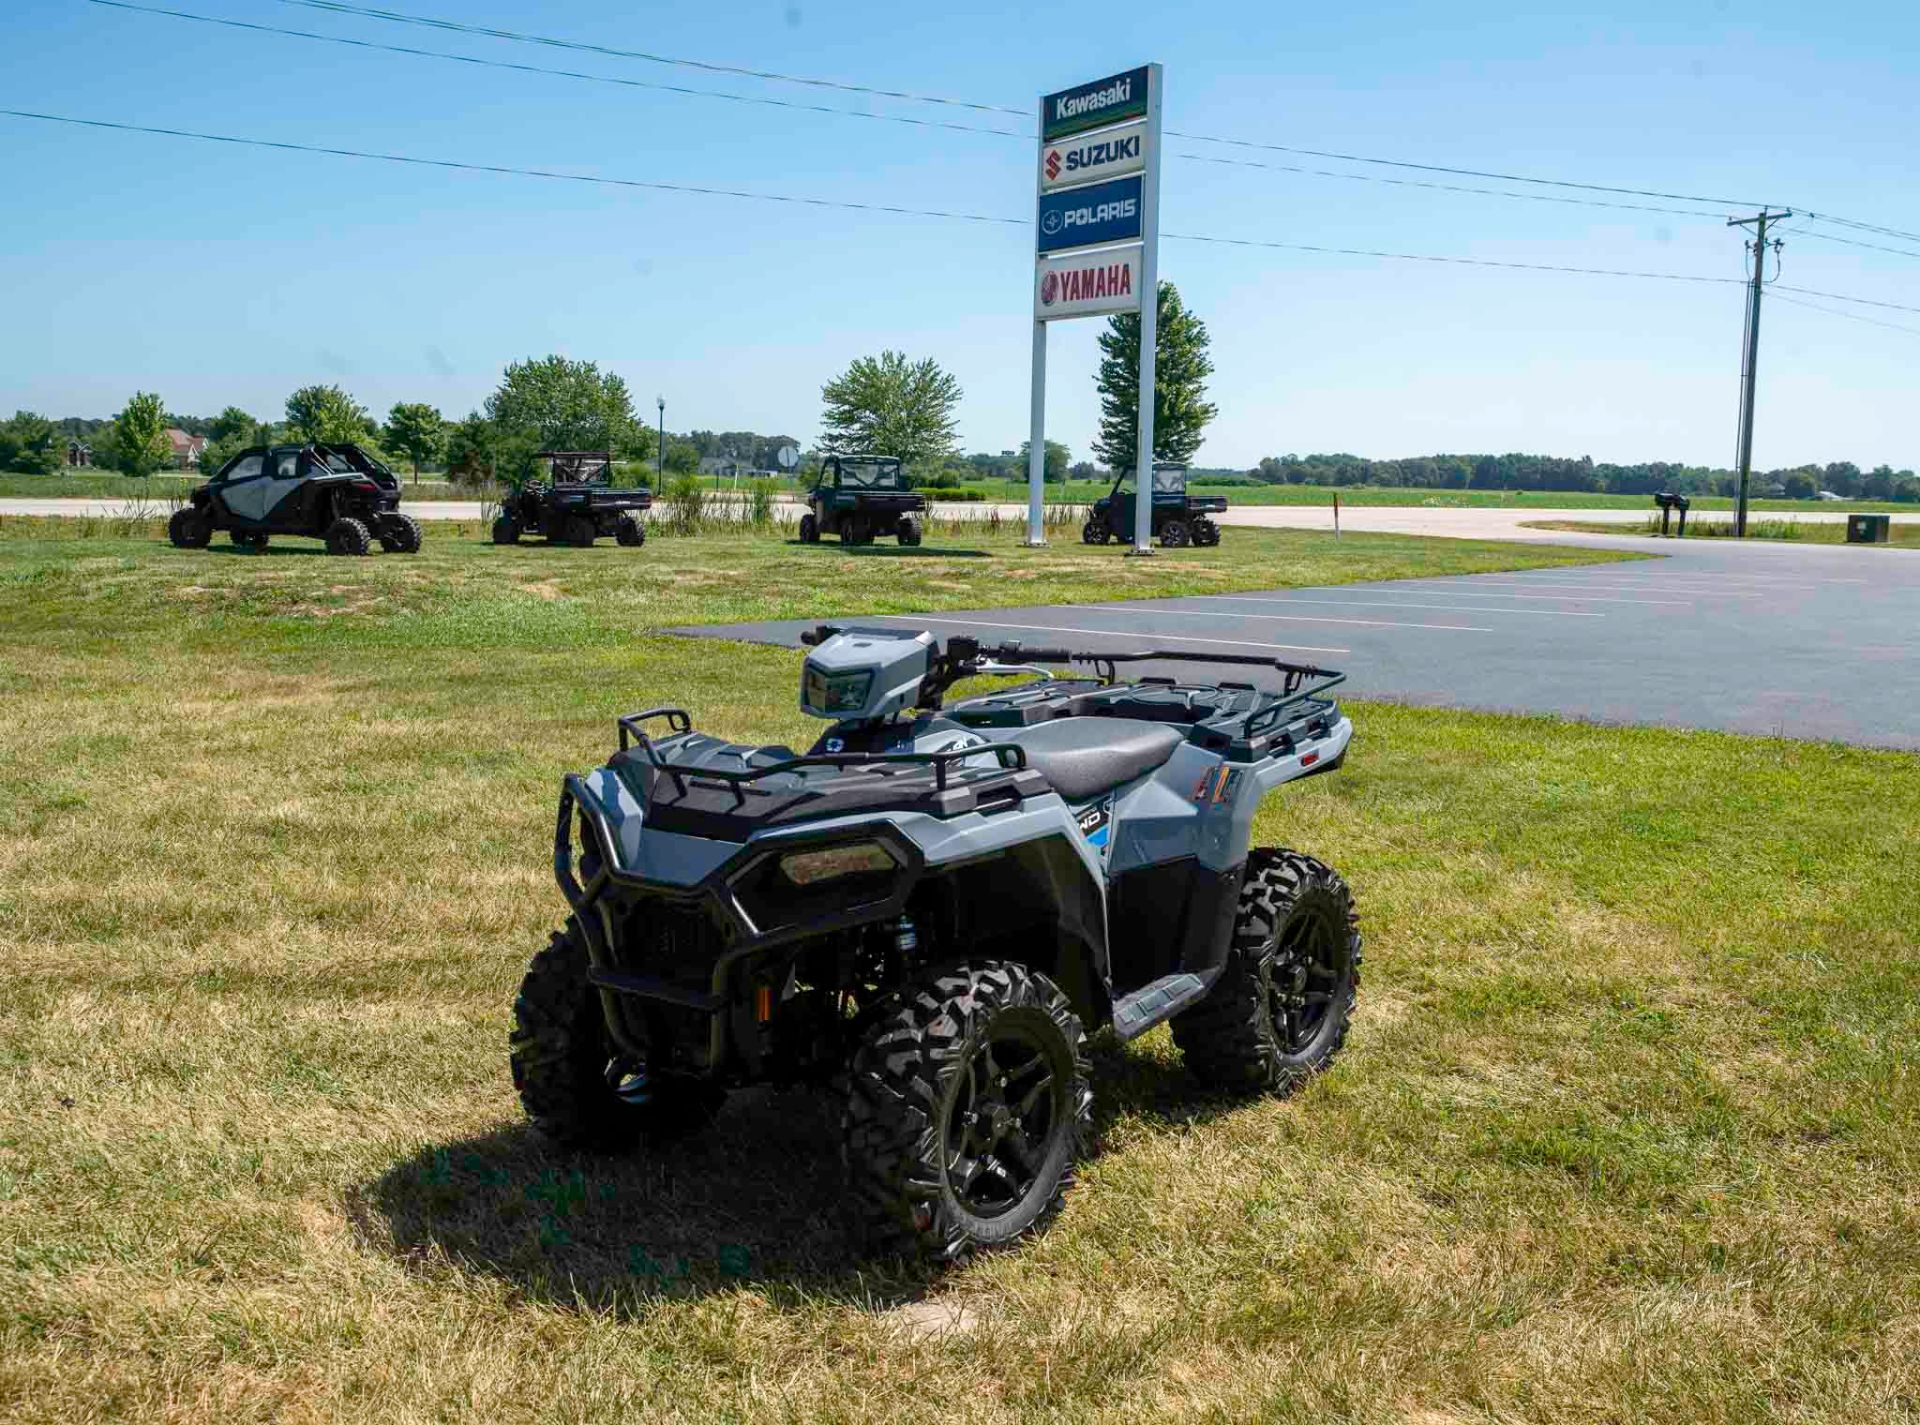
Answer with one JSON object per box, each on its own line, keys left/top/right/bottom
{"left": 1000, "top": 717, "right": 1185, "bottom": 802}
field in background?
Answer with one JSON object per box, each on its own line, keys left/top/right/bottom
{"left": 1534, "top": 516, "right": 1920, "bottom": 545}
{"left": 2, "top": 524, "right": 1916, "bottom": 1423}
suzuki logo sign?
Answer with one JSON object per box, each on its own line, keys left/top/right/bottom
{"left": 1039, "top": 119, "right": 1146, "bottom": 193}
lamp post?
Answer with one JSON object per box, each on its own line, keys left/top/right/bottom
{"left": 655, "top": 396, "right": 665, "bottom": 483}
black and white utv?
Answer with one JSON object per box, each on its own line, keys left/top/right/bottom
{"left": 168, "top": 442, "right": 420, "bottom": 555}
{"left": 512, "top": 626, "right": 1361, "bottom": 1260}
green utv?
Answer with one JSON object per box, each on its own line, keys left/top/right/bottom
{"left": 798, "top": 455, "right": 926, "bottom": 547}
{"left": 512, "top": 627, "right": 1361, "bottom": 1260}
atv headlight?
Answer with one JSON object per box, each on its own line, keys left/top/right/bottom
{"left": 777, "top": 840, "right": 895, "bottom": 887}
{"left": 803, "top": 665, "right": 873, "bottom": 717}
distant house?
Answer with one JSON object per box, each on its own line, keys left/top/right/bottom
{"left": 165, "top": 427, "right": 207, "bottom": 469}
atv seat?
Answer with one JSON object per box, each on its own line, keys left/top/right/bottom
{"left": 1000, "top": 717, "right": 1185, "bottom": 802}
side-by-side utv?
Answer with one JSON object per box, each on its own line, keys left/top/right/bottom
{"left": 798, "top": 455, "right": 926, "bottom": 546}
{"left": 168, "top": 442, "right": 420, "bottom": 555}
{"left": 1082, "top": 462, "right": 1225, "bottom": 547}
{"left": 511, "top": 626, "right": 1360, "bottom": 1260}
{"left": 492, "top": 452, "right": 652, "bottom": 548}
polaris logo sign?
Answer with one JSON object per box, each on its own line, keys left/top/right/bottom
{"left": 1040, "top": 119, "right": 1146, "bottom": 192}
{"left": 1042, "top": 65, "right": 1150, "bottom": 141}
{"left": 1035, "top": 175, "right": 1143, "bottom": 254}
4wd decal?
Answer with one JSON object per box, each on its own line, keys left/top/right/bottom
{"left": 1076, "top": 796, "right": 1113, "bottom": 857}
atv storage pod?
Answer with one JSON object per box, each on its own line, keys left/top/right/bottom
{"left": 513, "top": 626, "right": 1360, "bottom": 1261}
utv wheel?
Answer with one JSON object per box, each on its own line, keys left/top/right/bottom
{"left": 897, "top": 516, "right": 922, "bottom": 547}
{"left": 1172, "top": 849, "right": 1361, "bottom": 1095}
{"left": 510, "top": 922, "right": 724, "bottom": 1151}
{"left": 323, "top": 516, "right": 371, "bottom": 556}
{"left": 378, "top": 511, "right": 423, "bottom": 553}
{"left": 843, "top": 960, "right": 1091, "bottom": 1261}
{"left": 1159, "top": 519, "right": 1192, "bottom": 548}
{"left": 167, "top": 507, "right": 211, "bottom": 549}
{"left": 798, "top": 512, "right": 819, "bottom": 544}
{"left": 563, "top": 515, "right": 597, "bottom": 548}
{"left": 1192, "top": 518, "right": 1219, "bottom": 547}
{"left": 229, "top": 529, "right": 269, "bottom": 552}
{"left": 491, "top": 515, "right": 522, "bottom": 545}
{"left": 615, "top": 514, "right": 646, "bottom": 547}
{"left": 1080, "top": 519, "right": 1106, "bottom": 546}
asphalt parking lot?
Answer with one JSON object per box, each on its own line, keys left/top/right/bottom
{"left": 678, "top": 536, "right": 1920, "bottom": 750}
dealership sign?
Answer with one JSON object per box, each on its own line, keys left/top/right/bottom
{"left": 1041, "top": 65, "right": 1150, "bottom": 141}
{"left": 1035, "top": 244, "right": 1141, "bottom": 320}
{"left": 1040, "top": 118, "right": 1146, "bottom": 193}
{"left": 1036, "top": 174, "right": 1143, "bottom": 254}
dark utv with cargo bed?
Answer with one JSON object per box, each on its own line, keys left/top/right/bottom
{"left": 1083, "top": 462, "right": 1225, "bottom": 547}
{"left": 168, "top": 442, "right": 420, "bottom": 555}
{"left": 492, "top": 451, "right": 652, "bottom": 548}
{"left": 798, "top": 455, "right": 926, "bottom": 547}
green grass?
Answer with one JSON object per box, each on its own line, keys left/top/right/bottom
{"left": 1536, "top": 516, "right": 1918, "bottom": 546}
{"left": 2, "top": 524, "right": 1916, "bottom": 1423}
{"left": 0, "top": 470, "right": 197, "bottom": 499}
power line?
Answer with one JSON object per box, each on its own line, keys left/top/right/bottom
{"left": 85, "top": 1, "right": 1029, "bottom": 140}
{"left": 274, "top": 0, "right": 1028, "bottom": 115}
{"left": 92, "top": 0, "right": 1739, "bottom": 225}
{"left": 1160, "top": 229, "right": 1739, "bottom": 284}
{"left": 1785, "top": 225, "right": 1920, "bottom": 260}
{"left": 267, "top": 0, "right": 1920, "bottom": 251}
{"left": 1772, "top": 284, "right": 1920, "bottom": 316}
{"left": 1769, "top": 290, "right": 1920, "bottom": 338}
{"left": 0, "top": 108, "right": 1026, "bottom": 226}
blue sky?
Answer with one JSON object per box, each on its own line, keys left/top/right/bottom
{"left": 3, "top": 0, "right": 1916, "bottom": 469}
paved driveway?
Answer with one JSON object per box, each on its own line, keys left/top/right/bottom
{"left": 676, "top": 535, "right": 1920, "bottom": 750}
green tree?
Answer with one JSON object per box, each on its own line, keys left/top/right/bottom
{"left": 662, "top": 439, "right": 700, "bottom": 476}
{"left": 110, "top": 391, "right": 171, "bottom": 477}
{"left": 384, "top": 401, "right": 446, "bottom": 480}
{"left": 444, "top": 411, "right": 497, "bottom": 487}
{"left": 818, "top": 350, "right": 962, "bottom": 473}
{"left": 207, "top": 406, "right": 257, "bottom": 444}
{"left": 0, "top": 411, "right": 61, "bottom": 474}
{"left": 1093, "top": 282, "right": 1218, "bottom": 470}
{"left": 484, "top": 356, "right": 643, "bottom": 485}
{"left": 1017, "top": 438, "right": 1071, "bottom": 484}
{"left": 284, "top": 384, "right": 374, "bottom": 445}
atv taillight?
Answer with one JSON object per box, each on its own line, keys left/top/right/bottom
{"left": 352, "top": 479, "right": 379, "bottom": 492}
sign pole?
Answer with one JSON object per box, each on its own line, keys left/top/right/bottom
{"left": 1129, "top": 62, "right": 1163, "bottom": 557}
{"left": 1026, "top": 94, "right": 1050, "bottom": 547}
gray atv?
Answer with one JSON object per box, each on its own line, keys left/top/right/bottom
{"left": 512, "top": 626, "right": 1361, "bottom": 1260}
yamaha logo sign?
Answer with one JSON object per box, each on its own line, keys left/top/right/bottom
{"left": 1039, "top": 118, "right": 1147, "bottom": 193}
{"left": 1034, "top": 243, "right": 1142, "bottom": 321}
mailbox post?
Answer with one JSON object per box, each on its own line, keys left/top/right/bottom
{"left": 1653, "top": 491, "right": 1691, "bottom": 538}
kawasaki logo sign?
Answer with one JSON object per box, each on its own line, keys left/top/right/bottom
{"left": 1041, "top": 65, "right": 1150, "bottom": 141}
{"left": 1036, "top": 175, "right": 1143, "bottom": 254}
{"left": 1040, "top": 118, "right": 1146, "bottom": 192}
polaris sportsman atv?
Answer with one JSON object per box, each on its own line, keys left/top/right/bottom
{"left": 492, "top": 451, "right": 652, "bottom": 548}
{"left": 798, "top": 455, "right": 926, "bottom": 546}
{"left": 168, "top": 442, "right": 421, "bottom": 555}
{"left": 1083, "top": 462, "right": 1225, "bottom": 547}
{"left": 512, "top": 626, "right": 1360, "bottom": 1260}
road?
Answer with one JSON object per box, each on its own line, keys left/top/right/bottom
{"left": 674, "top": 531, "right": 1920, "bottom": 750}
{"left": 1, "top": 494, "right": 1910, "bottom": 540}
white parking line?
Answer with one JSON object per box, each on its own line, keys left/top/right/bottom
{"left": 1079, "top": 603, "right": 1493, "bottom": 633}
{"left": 1199, "top": 593, "right": 1604, "bottom": 618}
{"left": 1379, "top": 581, "right": 1695, "bottom": 607}
{"left": 1494, "top": 571, "right": 1857, "bottom": 590}
{"left": 895, "top": 616, "right": 1350, "bottom": 656}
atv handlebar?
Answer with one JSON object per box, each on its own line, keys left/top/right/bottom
{"left": 800, "top": 624, "right": 1344, "bottom": 705}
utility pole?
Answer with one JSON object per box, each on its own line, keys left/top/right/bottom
{"left": 655, "top": 395, "right": 666, "bottom": 484}
{"left": 1728, "top": 209, "right": 1790, "bottom": 537}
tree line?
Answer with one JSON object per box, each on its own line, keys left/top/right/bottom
{"left": 1251, "top": 452, "right": 1920, "bottom": 502}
